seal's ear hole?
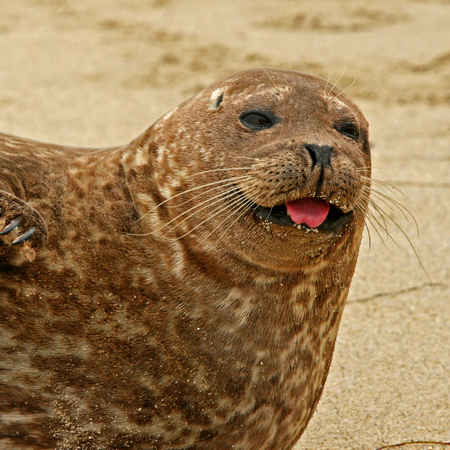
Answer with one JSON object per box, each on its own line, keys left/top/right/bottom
{"left": 337, "top": 123, "right": 360, "bottom": 139}
{"left": 239, "top": 111, "right": 280, "bottom": 131}
{"left": 214, "top": 93, "right": 224, "bottom": 109}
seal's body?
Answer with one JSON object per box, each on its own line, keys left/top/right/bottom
{"left": 0, "top": 69, "right": 370, "bottom": 449}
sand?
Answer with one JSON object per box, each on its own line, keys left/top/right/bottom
{"left": 0, "top": 1, "right": 449, "bottom": 449}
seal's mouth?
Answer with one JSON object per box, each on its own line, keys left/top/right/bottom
{"left": 252, "top": 197, "right": 353, "bottom": 234}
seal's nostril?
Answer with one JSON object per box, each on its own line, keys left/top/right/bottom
{"left": 304, "top": 144, "right": 333, "bottom": 168}
{"left": 305, "top": 145, "right": 317, "bottom": 167}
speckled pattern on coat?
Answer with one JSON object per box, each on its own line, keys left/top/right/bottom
{"left": 0, "top": 69, "right": 371, "bottom": 449}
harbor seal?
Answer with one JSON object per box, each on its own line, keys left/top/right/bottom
{"left": 0, "top": 68, "right": 371, "bottom": 449}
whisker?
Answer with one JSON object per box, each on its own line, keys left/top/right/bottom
{"left": 185, "top": 159, "right": 295, "bottom": 178}
{"left": 367, "top": 207, "right": 391, "bottom": 243}
{"left": 227, "top": 156, "right": 261, "bottom": 161}
{"left": 353, "top": 167, "right": 376, "bottom": 174}
{"left": 161, "top": 193, "right": 243, "bottom": 241}
{"left": 370, "top": 188, "right": 419, "bottom": 235}
{"left": 345, "top": 172, "right": 419, "bottom": 238}
{"left": 335, "top": 74, "right": 357, "bottom": 99}
{"left": 206, "top": 204, "right": 255, "bottom": 253}
{"left": 185, "top": 167, "right": 253, "bottom": 178}
{"left": 370, "top": 205, "right": 431, "bottom": 281}
{"left": 176, "top": 185, "right": 261, "bottom": 242}
{"left": 138, "top": 175, "right": 252, "bottom": 220}
{"left": 393, "top": 222, "right": 431, "bottom": 281}
{"left": 199, "top": 192, "right": 257, "bottom": 252}
{"left": 328, "top": 67, "right": 346, "bottom": 95}
{"left": 259, "top": 179, "right": 285, "bottom": 220}
{"left": 324, "top": 70, "right": 331, "bottom": 94}
{"left": 361, "top": 176, "right": 405, "bottom": 197}
{"left": 201, "top": 185, "right": 268, "bottom": 253}
{"left": 224, "top": 156, "right": 260, "bottom": 165}
{"left": 131, "top": 179, "right": 253, "bottom": 238}
{"left": 363, "top": 187, "right": 430, "bottom": 280}
{"left": 157, "top": 177, "right": 253, "bottom": 219}
{"left": 365, "top": 213, "right": 389, "bottom": 249}
{"left": 194, "top": 176, "right": 287, "bottom": 251}
{"left": 180, "top": 177, "right": 252, "bottom": 209}
{"left": 367, "top": 206, "right": 396, "bottom": 243}
{"left": 370, "top": 188, "right": 405, "bottom": 215}
{"left": 369, "top": 201, "right": 414, "bottom": 249}
{"left": 362, "top": 176, "right": 419, "bottom": 236}
{"left": 154, "top": 179, "right": 257, "bottom": 237}
{"left": 261, "top": 67, "right": 281, "bottom": 93}
{"left": 363, "top": 220, "right": 372, "bottom": 249}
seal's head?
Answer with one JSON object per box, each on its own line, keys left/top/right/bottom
{"left": 132, "top": 68, "right": 371, "bottom": 272}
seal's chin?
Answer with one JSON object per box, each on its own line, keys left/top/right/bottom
{"left": 252, "top": 202, "right": 353, "bottom": 234}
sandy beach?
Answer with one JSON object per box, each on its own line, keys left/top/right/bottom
{"left": 0, "top": 1, "right": 449, "bottom": 448}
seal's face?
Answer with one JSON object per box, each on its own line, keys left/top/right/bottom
{"left": 145, "top": 69, "right": 371, "bottom": 271}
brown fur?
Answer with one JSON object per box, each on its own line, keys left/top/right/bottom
{"left": 0, "top": 69, "right": 371, "bottom": 449}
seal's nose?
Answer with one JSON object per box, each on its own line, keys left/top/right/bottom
{"left": 304, "top": 144, "right": 333, "bottom": 168}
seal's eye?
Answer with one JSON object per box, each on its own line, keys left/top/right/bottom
{"left": 338, "top": 123, "right": 360, "bottom": 139}
{"left": 239, "top": 111, "right": 280, "bottom": 131}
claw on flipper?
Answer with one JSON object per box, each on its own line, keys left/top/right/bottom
{"left": 12, "top": 227, "right": 36, "bottom": 245}
{"left": 0, "top": 218, "right": 20, "bottom": 235}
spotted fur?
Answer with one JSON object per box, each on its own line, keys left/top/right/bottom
{"left": 0, "top": 69, "right": 370, "bottom": 449}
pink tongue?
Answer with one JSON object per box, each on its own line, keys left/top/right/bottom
{"left": 285, "top": 198, "right": 330, "bottom": 228}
